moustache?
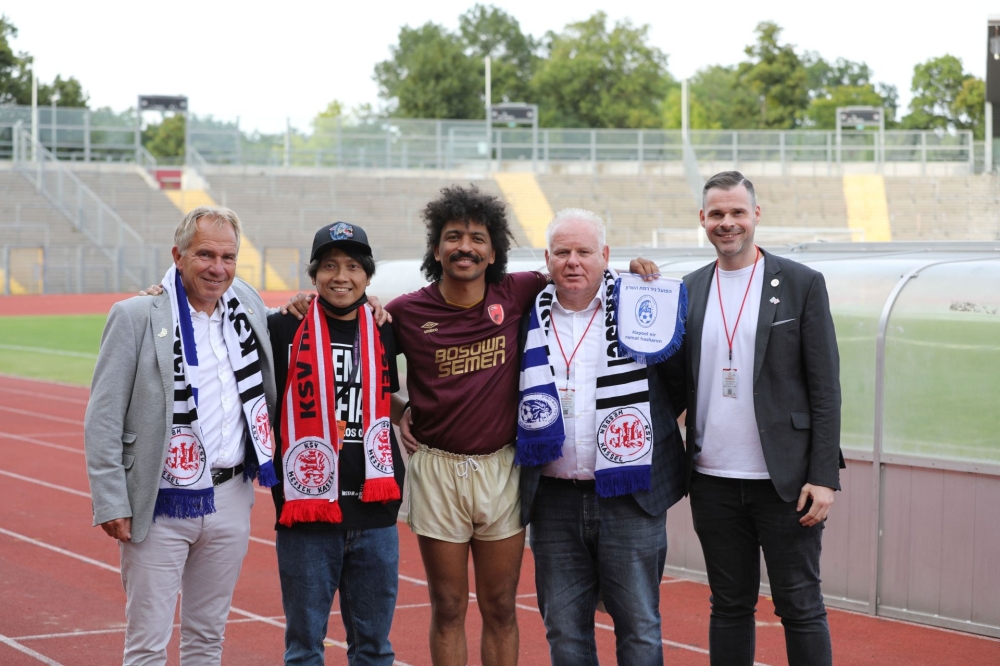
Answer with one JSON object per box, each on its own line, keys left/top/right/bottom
{"left": 448, "top": 252, "right": 482, "bottom": 263}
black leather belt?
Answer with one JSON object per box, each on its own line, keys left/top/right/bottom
{"left": 539, "top": 476, "right": 596, "bottom": 491}
{"left": 211, "top": 463, "right": 244, "bottom": 486}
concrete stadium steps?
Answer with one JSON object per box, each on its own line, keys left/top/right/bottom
{"left": 537, "top": 174, "right": 699, "bottom": 247}
{"left": 884, "top": 176, "right": 1000, "bottom": 241}
{"left": 0, "top": 169, "right": 120, "bottom": 293}
{"left": 753, "top": 176, "right": 849, "bottom": 227}
{"left": 70, "top": 165, "right": 179, "bottom": 243}
{"left": 206, "top": 172, "right": 533, "bottom": 261}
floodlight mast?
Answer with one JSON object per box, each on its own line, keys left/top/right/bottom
{"left": 485, "top": 56, "right": 492, "bottom": 170}
{"left": 985, "top": 16, "right": 1000, "bottom": 172}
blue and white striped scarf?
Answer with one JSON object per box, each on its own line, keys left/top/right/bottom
{"left": 515, "top": 269, "right": 655, "bottom": 497}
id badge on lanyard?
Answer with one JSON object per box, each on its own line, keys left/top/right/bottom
{"left": 716, "top": 250, "right": 759, "bottom": 400}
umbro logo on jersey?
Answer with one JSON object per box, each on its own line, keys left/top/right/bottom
{"left": 421, "top": 322, "right": 439, "bottom": 334}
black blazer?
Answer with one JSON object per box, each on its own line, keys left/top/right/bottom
{"left": 518, "top": 303, "right": 688, "bottom": 526}
{"left": 682, "top": 249, "right": 844, "bottom": 502}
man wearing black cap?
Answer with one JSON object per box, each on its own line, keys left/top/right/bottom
{"left": 267, "top": 222, "right": 407, "bottom": 666}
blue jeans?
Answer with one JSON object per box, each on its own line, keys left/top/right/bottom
{"left": 689, "top": 472, "right": 832, "bottom": 666}
{"left": 529, "top": 480, "right": 667, "bottom": 666}
{"left": 276, "top": 526, "right": 399, "bottom": 666}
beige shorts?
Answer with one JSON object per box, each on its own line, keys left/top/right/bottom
{"left": 406, "top": 443, "right": 523, "bottom": 543}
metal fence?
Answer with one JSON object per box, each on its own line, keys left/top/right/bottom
{"left": 0, "top": 105, "right": 983, "bottom": 174}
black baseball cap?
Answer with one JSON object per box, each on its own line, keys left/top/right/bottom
{"left": 310, "top": 222, "right": 372, "bottom": 261}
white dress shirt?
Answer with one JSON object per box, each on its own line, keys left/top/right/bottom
{"left": 190, "top": 301, "right": 246, "bottom": 470}
{"left": 541, "top": 293, "right": 603, "bottom": 480}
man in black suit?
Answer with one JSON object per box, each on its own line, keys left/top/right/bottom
{"left": 678, "top": 171, "right": 843, "bottom": 665}
{"left": 518, "top": 208, "right": 687, "bottom": 666}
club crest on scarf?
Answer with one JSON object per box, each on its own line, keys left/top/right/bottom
{"left": 365, "top": 418, "right": 394, "bottom": 475}
{"left": 286, "top": 439, "right": 336, "bottom": 495}
{"left": 598, "top": 407, "right": 652, "bottom": 465}
{"left": 518, "top": 393, "right": 559, "bottom": 431}
{"left": 163, "top": 428, "right": 207, "bottom": 486}
{"left": 250, "top": 396, "right": 272, "bottom": 456}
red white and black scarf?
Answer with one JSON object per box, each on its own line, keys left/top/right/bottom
{"left": 278, "top": 297, "right": 398, "bottom": 527}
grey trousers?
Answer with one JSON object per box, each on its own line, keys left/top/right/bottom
{"left": 119, "top": 476, "right": 254, "bottom": 666}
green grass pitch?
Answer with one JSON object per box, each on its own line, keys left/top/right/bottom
{"left": 0, "top": 314, "right": 106, "bottom": 386}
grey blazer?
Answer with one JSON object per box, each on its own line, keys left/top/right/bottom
{"left": 84, "top": 279, "right": 276, "bottom": 544}
{"left": 682, "top": 249, "right": 844, "bottom": 502}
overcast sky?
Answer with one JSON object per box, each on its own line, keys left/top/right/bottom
{"left": 5, "top": 1, "right": 996, "bottom": 133}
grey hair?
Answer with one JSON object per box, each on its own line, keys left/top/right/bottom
{"left": 546, "top": 208, "right": 607, "bottom": 250}
{"left": 702, "top": 171, "right": 757, "bottom": 211}
{"left": 174, "top": 206, "right": 243, "bottom": 254}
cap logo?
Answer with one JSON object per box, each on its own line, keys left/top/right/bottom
{"left": 330, "top": 222, "right": 354, "bottom": 241}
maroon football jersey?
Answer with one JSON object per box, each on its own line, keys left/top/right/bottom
{"left": 389, "top": 271, "right": 549, "bottom": 455}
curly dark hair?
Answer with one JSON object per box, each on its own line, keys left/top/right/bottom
{"left": 420, "top": 184, "right": 514, "bottom": 284}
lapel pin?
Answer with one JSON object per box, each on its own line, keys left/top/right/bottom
{"left": 247, "top": 307, "right": 254, "bottom": 315}
{"left": 770, "top": 297, "right": 780, "bottom": 305}
{"left": 771, "top": 279, "right": 779, "bottom": 287}
{"left": 157, "top": 328, "right": 168, "bottom": 338}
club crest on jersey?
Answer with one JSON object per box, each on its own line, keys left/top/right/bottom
{"left": 519, "top": 393, "right": 559, "bottom": 430}
{"left": 597, "top": 407, "right": 652, "bottom": 465}
{"left": 488, "top": 304, "right": 504, "bottom": 325}
{"left": 365, "top": 418, "right": 394, "bottom": 474}
{"left": 285, "top": 439, "right": 335, "bottom": 495}
{"left": 330, "top": 222, "right": 354, "bottom": 241}
{"left": 163, "top": 428, "right": 207, "bottom": 486}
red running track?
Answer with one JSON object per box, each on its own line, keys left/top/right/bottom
{"left": 0, "top": 373, "right": 998, "bottom": 665}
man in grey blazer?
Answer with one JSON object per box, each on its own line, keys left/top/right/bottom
{"left": 517, "top": 209, "right": 687, "bottom": 665}
{"left": 85, "top": 206, "right": 277, "bottom": 665}
{"left": 675, "top": 171, "right": 843, "bottom": 665}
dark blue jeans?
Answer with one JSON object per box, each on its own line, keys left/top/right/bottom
{"left": 689, "top": 472, "right": 832, "bottom": 666}
{"left": 529, "top": 480, "right": 667, "bottom": 666}
{"left": 276, "top": 526, "right": 399, "bottom": 666}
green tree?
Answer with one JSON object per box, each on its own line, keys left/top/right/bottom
{"left": 0, "top": 15, "right": 88, "bottom": 107}
{"left": 459, "top": 4, "right": 537, "bottom": 104}
{"left": 736, "top": 22, "right": 809, "bottom": 128}
{"left": 902, "top": 55, "right": 983, "bottom": 137}
{"left": 143, "top": 114, "right": 185, "bottom": 159}
{"left": 531, "top": 12, "right": 672, "bottom": 128}
{"left": 374, "top": 22, "right": 482, "bottom": 119}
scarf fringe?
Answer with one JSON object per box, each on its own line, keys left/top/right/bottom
{"left": 242, "top": 453, "right": 279, "bottom": 488}
{"left": 278, "top": 499, "right": 342, "bottom": 527}
{"left": 595, "top": 467, "right": 652, "bottom": 498}
{"left": 361, "top": 478, "right": 401, "bottom": 503}
{"left": 153, "top": 488, "right": 216, "bottom": 520}
{"left": 615, "top": 279, "right": 689, "bottom": 366}
{"left": 514, "top": 437, "right": 566, "bottom": 467}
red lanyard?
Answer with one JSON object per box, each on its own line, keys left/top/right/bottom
{"left": 716, "top": 247, "right": 760, "bottom": 369}
{"left": 549, "top": 304, "right": 601, "bottom": 383}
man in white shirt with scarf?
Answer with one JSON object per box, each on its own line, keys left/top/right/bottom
{"left": 516, "top": 209, "right": 687, "bottom": 665}
{"left": 85, "top": 206, "right": 278, "bottom": 665}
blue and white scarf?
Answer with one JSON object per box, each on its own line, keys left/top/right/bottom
{"left": 516, "top": 269, "right": 655, "bottom": 497}
{"left": 155, "top": 265, "right": 277, "bottom": 519}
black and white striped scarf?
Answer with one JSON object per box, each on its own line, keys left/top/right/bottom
{"left": 516, "top": 268, "right": 654, "bottom": 497}
{"left": 155, "top": 266, "right": 277, "bottom": 519}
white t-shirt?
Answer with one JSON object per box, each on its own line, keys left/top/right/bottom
{"left": 693, "top": 256, "right": 769, "bottom": 479}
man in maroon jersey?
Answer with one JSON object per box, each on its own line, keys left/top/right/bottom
{"left": 390, "top": 186, "right": 658, "bottom": 666}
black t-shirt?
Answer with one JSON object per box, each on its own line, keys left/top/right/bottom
{"left": 267, "top": 310, "right": 404, "bottom": 531}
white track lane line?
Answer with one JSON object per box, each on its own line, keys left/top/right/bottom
{"left": 0, "top": 343, "right": 97, "bottom": 358}
{"left": 0, "top": 470, "right": 90, "bottom": 497}
{"left": 0, "top": 385, "right": 89, "bottom": 406}
{"left": 0, "top": 406, "right": 84, "bottom": 426}
{"left": 0, "top": 431, "right": 82, "bottom": 454}
{"left": 0, "top": 633, "right": 64, "bottom": 666}
{"left": 0, "top": 526, "right": 415, "bottom": 666}
{"left": 0, "top": 373, "right": 90, "bottom": 390}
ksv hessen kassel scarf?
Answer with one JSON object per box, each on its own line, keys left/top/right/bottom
{"left": 156, "top": 266, "right": 278, "bottom": 519}
{"left": 278, "top": 297, "right": 398, "bottom": 527}
{"left": 515, "top": 269, "right": 656, "bottom": 497}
